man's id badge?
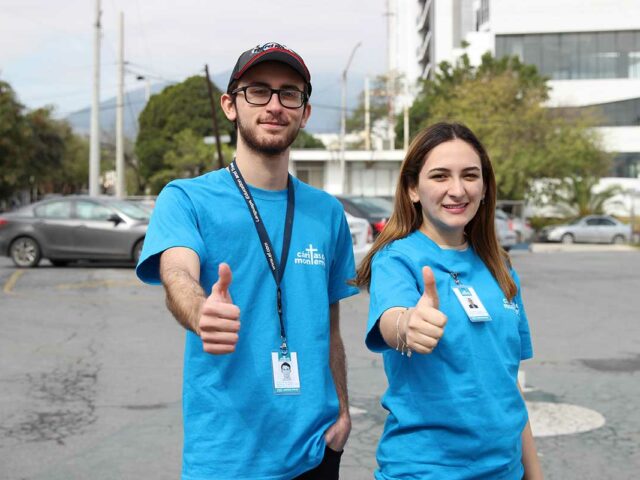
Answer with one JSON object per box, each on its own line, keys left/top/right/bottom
{"left": 452, "top": 286, "right": 492, "bottom": 322}
{"left": 271, "top": 351, "right": 301, "bottom": 395}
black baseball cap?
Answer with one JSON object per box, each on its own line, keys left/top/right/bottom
{"left": 227, "top": 42, "right": 312, "bottom": 96}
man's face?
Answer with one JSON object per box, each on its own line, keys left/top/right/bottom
{"left": 223, "top": 62, "right": 311, "bottom": 156}
{"left": 281, "top": 364, "right": 291, "bottom": 379}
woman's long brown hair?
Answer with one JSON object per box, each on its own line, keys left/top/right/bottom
{"left": 353, "top": 122, "right": 517, "bottom": 301}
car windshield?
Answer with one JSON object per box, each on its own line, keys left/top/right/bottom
{"left": 347, "top": 197, "right": 392, "bottom": 216}
{"left": 108, "top": 200, "right": 151, "bottom": 220}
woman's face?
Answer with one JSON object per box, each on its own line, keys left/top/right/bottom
{"left": 408, "top": 139, "right": 486, "bottom": 244}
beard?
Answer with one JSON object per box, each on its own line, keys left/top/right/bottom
{"left": 236, "top": 114, "right": 300, "bottom": 156}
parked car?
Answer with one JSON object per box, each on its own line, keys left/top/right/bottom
{"left": 336, "top": 195, "right": 393, "bottom": 237}
{"left": 507, "top": 213, "right": 534, "bottom": 243}
{"left": 495, "top": 209, "right": 517, "bottom": 251}
{"left": 0, "top": 196, "right": 149, "bottom": 267}
{"left": 345, "top": 212, "right": 373, "bottom": 267}
{"left": 539, "top": 215, "right": 631, "bottom": 244}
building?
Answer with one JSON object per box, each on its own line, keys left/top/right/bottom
{"left": 416, "top": 0, "right": 640, "bottom": 180}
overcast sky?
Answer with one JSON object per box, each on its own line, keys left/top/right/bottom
{"left": 0, "top": 0, "right": 389, "bottom": 116}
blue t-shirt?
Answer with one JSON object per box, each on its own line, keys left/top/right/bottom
{"left": 367, "top": 231, "right": 533, "bottom": 480}
{"left": 137, "top": 168, "right": 359, "bottom": 480}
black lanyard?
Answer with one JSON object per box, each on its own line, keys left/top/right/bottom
{"left": 228, "top": 160, "right": 295, "bottom": 354}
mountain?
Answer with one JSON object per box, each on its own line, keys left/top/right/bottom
{"left": 65, "top": 70, "right": 369, "bottom": 139}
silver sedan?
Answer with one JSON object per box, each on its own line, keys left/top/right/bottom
{"left": 540, "top": 215, "right": 631, "bottom": 244}
{"left": 0, "top": 196, "right": 148, "bottom": 267}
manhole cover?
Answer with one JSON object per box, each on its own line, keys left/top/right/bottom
{"left": 527, "top": 401, "right": 605, "bottom": 437}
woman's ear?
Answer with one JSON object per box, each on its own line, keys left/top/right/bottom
{"left": 408, "top": 184, "right": 420, "bottom": 204}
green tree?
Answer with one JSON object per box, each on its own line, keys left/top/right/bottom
{"left": 147, "top": 128, "right": 233, "bottom": 193}
{"left": 399, "top": 53, "right": 609, "bottom": 201}
{"left": 0, "top": 80, "right": 30, "bottom": 202}
{"left": 292, "top": 129, "right": 325, "bottom": 149}
{"left": 24, "top": 107, "right": 91, "bottom": 196}
{"left": 135, "top": 76, "right": 233, "bottom": 194}
{"left": 346, "top": 74, "right": 390, "bottom": 134}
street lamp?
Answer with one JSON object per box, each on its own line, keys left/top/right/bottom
{"left": 340, "top": 41, "right": 362, "bottom": 194}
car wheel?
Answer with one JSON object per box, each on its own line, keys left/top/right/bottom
{"left": 132, "top": 239, "right": 144, "bottom": 264}
{"left": 612, "top": 235, "right": 626, "bottom": 245}
{"left": 50, "top": 259, "right": 71, "bottom": 267}
{"left": 561, "top": 233, "right": 574, "bottom": 244}
{"left": 9, "top": 237, "right": 42, "bottom": 268}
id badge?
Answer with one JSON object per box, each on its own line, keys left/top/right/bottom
{"left": 271, "top": 351, "right": 301, "bottom": 395}
{"left": 452, "top": 285, "right": 492, "bottom": 322}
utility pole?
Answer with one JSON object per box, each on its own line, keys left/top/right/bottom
{"left": 115, "top": 11, "right": 125, "bottom": 198}
{"left": 204, "top": 64, "right": 225, "bottom": 170}
{"left": 386, "top": 0, "right": 397, "bottom": 150}
{"left": 364, "top": 76, "right": 371, "bottom": 150}
{"left": 89, "top": 0, "right": 101, "bottom": 196}
{"left": 340, "top": 41, "right": 361, "bottom": 194}
{"left": 403, "top": 79, "right": 409, "bottom": 152}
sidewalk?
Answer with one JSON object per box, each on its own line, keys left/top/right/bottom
{"left": 528, "top": 243, "right": 638, "bottom": 253}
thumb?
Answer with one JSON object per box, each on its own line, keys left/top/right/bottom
{"left": 420, "top": 266, "right": 439, "bottom": 309}
{"left": 211, "top": 263, "right": 233, "bottom": 302}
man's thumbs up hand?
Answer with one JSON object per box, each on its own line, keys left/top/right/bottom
{"left": 403, "top": 266, "right": 447, "bottom": 354}
{"left": 198, "top": 263, "right": 241, "bottom": 355}
{"left": 211, "top": 262, "right": 233, "bottom": 303}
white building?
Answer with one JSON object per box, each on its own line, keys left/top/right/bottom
{"left": 416, "top": 0, "right": 640, "bottom": 180}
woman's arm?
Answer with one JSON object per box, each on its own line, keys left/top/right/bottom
{"left": 378, "top": 266, "right": 447, "bottom": 355}
{"left": 519, "top": 384, "right": 544, "bottom": 479}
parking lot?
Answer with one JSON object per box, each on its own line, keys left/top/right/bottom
{"left": 1, "top": 249, "right": 639, "bottom": 479}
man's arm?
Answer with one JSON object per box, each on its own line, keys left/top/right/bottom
{"left": 160, "top": 247, "right": 204, "bottom": 334}
{"left": 324, "top": 302, "right": 351, "bottom": 451}
{"left": 160, "top": 247, "right": 241, "bottom": 354}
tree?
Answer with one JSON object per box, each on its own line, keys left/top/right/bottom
{"left": 399, "top": 53, "right": 610, "bottom": 201}
{"left": 148, "top": 128, "right": 233, "bottom": 193}
{"left": 135, "top": 76, "right": 234, "bottom": 194}
{"left": 0, "top": 80, "right": 30, "bottom": 202}
{"left": 291, "top": 129, "right": 325, "bottom": 149}
{"left": 346, "top": 74, "right": 389, "bottom": 133}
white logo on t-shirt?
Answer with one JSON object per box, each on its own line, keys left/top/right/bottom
{"left": 503, "top": 298, "right": 520, "bottom": 315}
{"left": 294, "top": 244, "right": 325, "bottom": 267}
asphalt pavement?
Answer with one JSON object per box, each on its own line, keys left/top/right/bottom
{"left": 0, "top": 248, "right": 638, "bottom": 479}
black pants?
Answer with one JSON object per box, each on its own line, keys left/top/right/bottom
{"left": 293, "top": 446, "right": 343, "bottom": 480}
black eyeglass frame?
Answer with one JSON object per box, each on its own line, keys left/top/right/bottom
{"left": 231, "top": 85, "right": 308, "bottom": 109}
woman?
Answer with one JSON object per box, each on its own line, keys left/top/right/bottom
{"left": 355, "top": 122, "right": 543, "bottom": 479}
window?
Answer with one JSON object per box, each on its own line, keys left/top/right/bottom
{"left": 76, "top": 201, "right": 113, "bottom": 221}
{"left": 34, "top": 200, "right": 72, "bottom": 219}
{"left": 555, "top": 97, "right": 640, "bottom": 127}
{"left": 497, "top": 30, "right": 640, "bottom": 80}
{"left": 295, "top": 162, "right": 325, "bottom": 189}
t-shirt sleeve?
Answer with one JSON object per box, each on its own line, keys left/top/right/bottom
{"left": 328, "top": 211, "right": 359, "bottom": 304}
{"left": 366, "top": 249, "right": 421, "bottom": 352}
{"left": 511, "top": 269, "right": 533, "bottom": 360}
{"left": 136, "top": 182, "right": 207, "bottom": 285}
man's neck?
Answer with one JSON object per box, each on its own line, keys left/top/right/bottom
{"left": 233, "top": 143, "right": 290, "bottom": 191}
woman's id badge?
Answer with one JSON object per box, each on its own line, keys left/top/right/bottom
{"left": 271, "top": 351, "right": 301, "bottom": 395}
{"left": 452, "top": 286, "right": 492, "bottom": 322}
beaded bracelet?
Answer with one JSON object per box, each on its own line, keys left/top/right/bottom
{"left": 395, "top": 308, "right": 411, "bottom": 357}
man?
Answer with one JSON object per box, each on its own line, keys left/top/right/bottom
{"left": 136, "top": 42, "right": 358, "bottom": 480}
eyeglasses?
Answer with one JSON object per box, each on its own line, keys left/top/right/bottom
{"left": 231, "top": 85, "right": 307, "bottom": 109}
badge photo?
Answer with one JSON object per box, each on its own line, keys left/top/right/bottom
{"left": 272, "top": 352, "right": 301, "bottom": 395}
{"left": 452, "top": 285, "right": 492, "bottom": 322}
